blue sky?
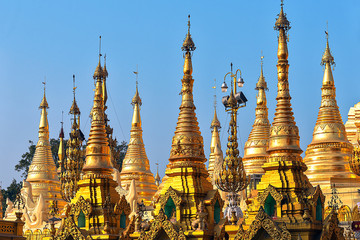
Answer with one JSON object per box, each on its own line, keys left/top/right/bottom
{"left": 1, "top": 0, "right": 360, "bottom": 188}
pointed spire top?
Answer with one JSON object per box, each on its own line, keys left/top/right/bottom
{"left": 155, "top": 162, "right": 161, "bottom": 183}
{"left": 321, "top": 25, "right": 335, "bottom": 66}
{"left": 70, "top": 75, "right": 80, "bottom": 115}
{"left": 182, "top": 15, "right": 196, "bottom": 52}
{"left": 211, "top": 109, "right": 221, "bottom": 129}
{"left": 39, "top": 80, "right": 49, "bottom": 109}
{"left": 59, "top": 111, "right": 64, "bottom": 138}
{"left": 256, "top": 54, "right": 268, "bottom": 90}
{"left": 275, "top": 0, "right": 290, "bottom": 31}
{"left": 93, "top": 36, "right": 103, "bottom": 79}
{"left": 103, "top": 54, "right": 108, "bottom": 78}
{"left": 132, "top": 69, "right": 142, "bottom": 106}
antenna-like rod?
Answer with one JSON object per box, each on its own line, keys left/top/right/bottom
{"left": 99, "top": 36, "right": 102, "bottom": 60}
{"left": 213, "top": 79, "right": 217, "bottom": 110}
{"left": 61, "top": 111, "right": 64, "bottom": 128}
{"left": 325, "top": 21, "right": 329, "bottom": 40}
{"left": 187, "top": 14, "right": 191, "bottom": 34}
{"left": 73, "top": 75, "right": 77, "bottom": 97}
{"left": 133, "top": 65, "right": 139, "bottom": 87}
{"left": 42, "top": 77, "right": 46, "bottom": 93}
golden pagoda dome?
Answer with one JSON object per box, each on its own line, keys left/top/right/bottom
{"left": 120, "top": 84, "right": 157, "bottom": 202}
{"left": 243, "top": 56, "right": 270, "bottom": 178}
{"left": 304, "top": 35, "right": 356, "bottom": 188}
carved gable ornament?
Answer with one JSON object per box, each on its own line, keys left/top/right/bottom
{"left": 138, "top": 209, "right": 186, "bottom": 240}
{"left": 320, "top": 209, "right": 345, "bottom": 240}
{"left": 115, "top": 195, "right": 131, "bottom": 215}
{"left": 234, "top": 207, "right": 291, "bottom": 240}
{"left": 70, "top": 196, "right": 92, "bottom": 219}
{"left": 206, "top": 190, "right": 224, "bottom": 209}
{"left": 258, "top": 184, "right": 282, "bottom": 206}
{"left": 55, "top": 216, "right": 90, "bottom": 240}
{"left": 158, "top": 187, "right": 182, "bottom": 208}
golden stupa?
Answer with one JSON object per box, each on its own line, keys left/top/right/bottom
{"left": 143, "top": 16, "right": 224, "bottom": 239}
{"left": 120, "top": 84, "right": 158, "bottom": 202}
{"left": 207, "top": 107, "right": 224, "bottom": 187}
{"left": 244, "top": 4, "right": 331, "bottom": 239}
{"left": 55, "top": 55, "right": 131, "bottom": 240}
{"left": 242, "top": 57, "right": 270, "bottom": 191}
{"left": 25, "top": 88, "right": 64, "bottom": 207}
{"left": 303, "top": 35, "right": 360, "bottom": 209}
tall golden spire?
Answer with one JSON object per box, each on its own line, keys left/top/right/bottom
{"left": 82, "top": 37, "right": 113, "bottom": 177}
{"left": 154, "top": 16, "right": 215, "bottom": 231}
{"left": 55, "top": 40, "right": 129, "bottom": 238}
{"left": 304, "top": 32, "right": 356, "bottom": 189}
{"left": 120, "top": 81, "right": 157, "bottom": 202}
{"left": 26, "top": 83, "right": 63, "bottom": 203}
{"left": 102, "top": 54, "right": 108, "bottom": 107}
{"left": 246, "top": 5, "right": 325, "bottom": 236}
{"left": 57, "top": 117, "right": 65, "bottom": 177}
{"left": 243, "top": 55, "right": 270, "bottom": 179}
{"left": 208, "top": 80, "right": 223, "bottom": 187}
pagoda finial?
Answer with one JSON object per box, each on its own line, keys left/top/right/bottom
{"left": 103, "top": 54, "right": 108, "bottom": 78}
{"left": 132, "top": 68, "right": 141, "bottom": 106}
{"left": 40, "top": 80, "right": 48, "bottom": 109}
{"left": 70, "top": 75, "right": 80, "bottom": 116}
{"left": 321, "top": 25, "right": 335, "bottom": 66}
{"left": 275, "top": 0, "right": 290, "bottom": 31}
{"left": 182, "top": 15, "right": 195, "bottom": 76}
{"left": 211, "top": 79, "right": 221, "bottom": 129}
{"left": 182, "top": 14, "right": 196, "bottom": 53}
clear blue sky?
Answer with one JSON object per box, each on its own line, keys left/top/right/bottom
{"left": 1, "top": 0, "right": 360, "bottom": 188}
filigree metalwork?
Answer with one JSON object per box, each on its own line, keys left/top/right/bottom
{"left": 234, "top": 207, "right": 291, "bottom": 240}
{"left": 54, "top": 216, "right": 88, "bottom": 240}
{"left": 215, "top": 64, "right": 249, "bottom": 194}
{"left": 114, "top": 195, "right": 131, "bottom": 216}
{"left": 327, "top": 184, "right": 343, "bottom": 211}
{"left": 60, "top": 78, "right": 85, "bottom": 202}
{"left": 351, "top": 146, "right": 360, "bottom": 176}
{"left": 158, "top": 187, "right": 182, "bottom": 209}
{"left": 138, "top": 209, "right": 186, "bottom": 240}
{"left": 320, "top": 208, "right": 345, "bottom": 240}
{"left": 69, "top": 196, "right": 92, "bottom": 219}
{"left": 258, "top": 185, "right": 283, "bottom": 207}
